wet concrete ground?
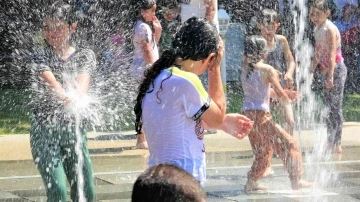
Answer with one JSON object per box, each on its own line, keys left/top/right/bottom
{"left": 1, "top": 147, "right": 360, "bottom": 201}
{"left": 1, "top": 122, "right": 360, "bottom": 201}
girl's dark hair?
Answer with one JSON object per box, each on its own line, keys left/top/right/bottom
{"left": 310, "top": 0, "right": 330, "bottom": 12}
{"left": 45, "top": 1, "right": 75, "bottom": 25}
{"left": 158, "top": 0, "right": 179, "bottom": 9}
{"left": 244, "top": 35, "right": 267, "bottom": 78}
{"left": 123, "top": 0, "right": 157, "bottom": 52}
{"left": 132, "top": 164, "right": 206, "bottom": 202}
{"left": 258, "top": 8, "right": 280, "bottom": 25}
{"left": 134, "top": 17, "right": 219, "bottom": 134}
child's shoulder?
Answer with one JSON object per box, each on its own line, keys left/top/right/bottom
{"left": 276, "top": 34, "right": 289, "bottom": 43}
{"left": 255, "top": 62, "right": 274, "bottom": 74}
{"left": 76, "top": 48, "right": 96, "bottom": 60}
{"left": 135, "top": 20, "right": 150, "bottom": 30}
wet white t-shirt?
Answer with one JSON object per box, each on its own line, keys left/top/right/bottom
{"left": 142, "top": 67, "right": 211, "bottom": 184}
{"left": 130, "top": 20, "right": 159, "bottom": 79}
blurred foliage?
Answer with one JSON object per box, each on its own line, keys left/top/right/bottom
{"left": 0, "top": 85, "right": 359, "bottom": 135}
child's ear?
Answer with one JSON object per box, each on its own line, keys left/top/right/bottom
{"left": 202, "top": 52, "right": 216, "bottom": 65}
{"left": 326, "top": 10, "right": 331, "bottom": 17}
{"left": 140, "top": 9, "right": 145, "bottom": 17}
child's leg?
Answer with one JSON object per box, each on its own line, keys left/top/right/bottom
{"left": 30, "top": 122, "right": 68, "bottom": 202}
{"left": 276, "top": 103, "right": 295, "bottom": 136}
{"left": 258, "top": 113, "right": 306, "bottom": 187}
{"left": 61, "top": 126, "right": 95, "bottom": 202}
{"left": 323, "top": 63, "right": 347, "bottom": 150}
{"left": 243, "top": 111, "right": 273, "bottom": 190}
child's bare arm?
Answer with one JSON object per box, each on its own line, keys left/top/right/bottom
{"left": 310, "top": 57, "right": 318, "bottom": 74}
{"left": 141, "top": 40, "right": 156, "bottom": 66}
{"left": 40, "top": 71, "right": 66, "bottom": 99}
{"left": 76, "top": 73, "right": 91, "bottom": 95}
{"left": 279, "top": 35, "right": 296, "bottom": 89}
{"left": 203, "top": 113, "right": 254, "bottom": 139}
{"left": 325, "top": 26, "right": 337, "bottom": 88}
{"left": 152, "top": 16, "right": 162, "bottom": 44}
{"left": 266, "top": 68, "right": 291, "bottom": 104}
{"left": 204, "top": 0, "right": 216, "bottom": 23}
{"left": 201, "top": 38, "right": 226, "bottom": 128}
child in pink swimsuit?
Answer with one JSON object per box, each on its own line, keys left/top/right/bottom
{"left": 310, "top": 0, "right": 348, "bottom": 153}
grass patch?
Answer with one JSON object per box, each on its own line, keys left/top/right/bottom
{"left": 0, "top": 85, "right": 359, "bottom": 135}
{"left": 0, "top": 88, "right": 31, "bottom": 134}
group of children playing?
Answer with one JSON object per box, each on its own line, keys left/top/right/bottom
{"left": 31, "top": 0, "right": 348, "bottom": 200}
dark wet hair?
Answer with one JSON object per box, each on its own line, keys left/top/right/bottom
{"left": 44, "top": 1, "right": 75, "bottom": 25}
{"left": 310, "top": 0, "right": 330, "bottom": 12}
{"left": 132, "top": 164, "right": 206, "bottom": 202}
{"left": 244, "top": 35, "right": 267, "bottom": 78}
{"left": 159, "top": 0, "right": 179, "bottom": 9}
{"left": 134, "top": 17, "right": 219, "bottom": 134}
{"left": 258, "top": 8, "right": 280, "bottom": 25}
{"left": 133, "top": 0, "right": 157, "bottom": 21}
{"left": 122, "top": 0, "right": 157, "bottom": 52}
{"left": 138, "top": 0, "right": 157, "bottom": 10}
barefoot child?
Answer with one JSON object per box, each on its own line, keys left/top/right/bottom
{"left": 241, "top": 35, "right": 312, "bottom": 192}
{"left": 129, "top": 0, "right": 162, "bottom": 149}
{"left": 310, "top": 0, "right": 347, "bottom": 153}
{"left": 258, "top": 8, "right": 296, "bottom": 136}
{"left": 257, "top": 8, "right": 297, "bottom": 177}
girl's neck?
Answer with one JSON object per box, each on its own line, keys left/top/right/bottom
{"left": 181, "top": 60, "right": 202, "bottom": 75}
{"left": 265, "top": 36, "right": 275, "bottom": 49}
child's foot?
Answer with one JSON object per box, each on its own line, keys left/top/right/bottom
{"left": 136, "top": 132, "right": 148, "bottom": 149}
{"left": 262, "top": 167, "right": 274, "bottom": 178}
{"left": 244, "top": 179, "right": 268, "bottom": 193}
{"left": 291, "top": 179, "right": 313, "bottom": 190}
{"left": 335, "top": 144, "right": 342, "bottom": 153}
{"left": 136, "top": 141, "right": 148, "bottom": 149}
{"left": 326, "top": 142, "right": 342, "bottom": 153}
{"left": 326, "top": 142, "right": 335, "bottom": 153}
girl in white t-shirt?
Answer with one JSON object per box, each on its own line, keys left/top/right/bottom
{"left": 134, "top": 17, "right": 253, "bottom": 185}
{"left": 129, "top": 0, "right": 162, "bottom": 149}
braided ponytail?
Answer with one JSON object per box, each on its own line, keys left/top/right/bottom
{"left": 134, "top": 50, "right": 178, "bottom": 134}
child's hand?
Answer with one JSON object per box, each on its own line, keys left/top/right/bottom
{"left": 64, "top": 97, "right": 71, "bottom": 107}
{"left": 325, "top": 76, "right": 334, "bottom": 89}
{"left": 152, "top": 16, "right": 162, "bottom": 32}
{"left": 284, "top": 90, "right": 298, "bottom": 101}
{"left": 208, "top": 37, "right": 224, "bottom": 71}
{"left": 221, "top": 113, "right": 254, "bottom": 140}
{"left": 284, "top": 73, "right": 294, "bottom": 90}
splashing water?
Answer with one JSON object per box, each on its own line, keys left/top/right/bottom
{"left": 65, "top": 89, "right": 96, "bottom": 202}
{"left": 292, "top": 0, "right": 337, "bottom": 200}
